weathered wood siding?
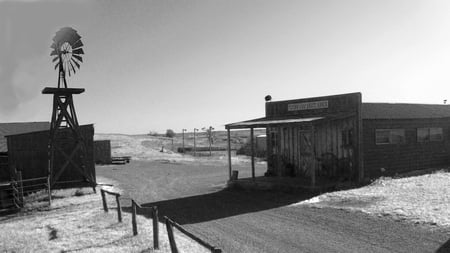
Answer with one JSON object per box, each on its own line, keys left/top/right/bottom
{"left": 94, "top": 140, "right": 112, "bottom": 164}
{"left": 265, "top": 93, "right": 362, "bottom": 180}
{"left": 363, "top": 118, "right": 450, "bottom": 178}
{"left": 0, "top": 154, "right": 8, "bottom": 182}
{"left": 6, "top": 125, "right": 95, "bottom": 186}
{"left": 314, "top": 117, "right": 356, "bottom": 177}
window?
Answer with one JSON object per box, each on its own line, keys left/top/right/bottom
{"left": 417, "top": 127, "right": 443, "bottom": 142}
{"left": 375, "top": 129, "right": 405, "bottom": 145}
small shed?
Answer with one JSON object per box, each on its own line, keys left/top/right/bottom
{"left": 0, "top": 122, "right": 51, "bottom": 182}
{"left": 226, "top": 92, "right": 450, "bottom": 186}
{"left": 94, "top": 140, "right": 112, "bottom": 164}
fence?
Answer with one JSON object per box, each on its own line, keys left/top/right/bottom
{"left": 100, "top": 189, "right": 159, "bottom": 249}
{"left": 99, "top": 188, "right": 221, "bottom": 253}
{"left": 164, "top": 216, "right": 222, "bottom": 253}
{"left": 0, "top": 172, "right": 51, "bottom": 212}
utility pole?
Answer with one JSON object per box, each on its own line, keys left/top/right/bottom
{"left": 193, "top": 128, "right": 198, "bottom": 156}
{"left": 182, "top": 129, "right": 187, "bottom": 154}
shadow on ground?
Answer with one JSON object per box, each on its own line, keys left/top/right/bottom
{"left": 436, "top": 238, "right": 450, "bottom": 253}
{"left": 122, "top": 188, "right": 317, "bottom": 225}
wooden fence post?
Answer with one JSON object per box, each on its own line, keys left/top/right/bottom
{"left": 17, "top": 171, "right": 24, "bottom": 208}
{"left": 115, "top": 195, "right": 122, "bottom": 222}
{"left": 153, "top": 207, "right": 159, "bottom": 249}
{"left": 165, "top": 217, "right": 178, "bottom": 253}
{"left": 132, "top": 200, "right": 138, "bottom": 236}
{"left": 100, "top": 189, "right": 108, "bottom": 212}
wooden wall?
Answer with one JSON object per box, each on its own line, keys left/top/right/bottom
{"left": 266, "top": 116, "right": 357, "bottom": 179}
{"left": 264, "top": 93, "right": 362, "bottom": 181}
{"left": 94, "top": 140, "right": 112, "bottom": 164}
{"left": 362, "top": 118, "right": 450, "bottom": 178}
{"left": 6, "top": 125, "right": 95, "bottom": 186}
{"left": 0, "top": 154, "right": 8, "bottom": 182}
{"left": 314, "top": 117, "right": 356, "bottom": 178}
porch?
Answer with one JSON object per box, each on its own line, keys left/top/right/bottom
{"left": 225, "top": 113, "right": 359, "bottom": 188}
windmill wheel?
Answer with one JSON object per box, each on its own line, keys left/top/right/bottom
{"left": 50, "top": 27, "right": 84, "bottom": 77}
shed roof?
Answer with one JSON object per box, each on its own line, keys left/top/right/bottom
{"left": 0, "top": 122, "right": 50, "bottom": 152}
{"left": 226, "top": 117, "right": 323, "bottom": 129}
{"left": 362, "top": 103, "right": 450, "bottom": 119}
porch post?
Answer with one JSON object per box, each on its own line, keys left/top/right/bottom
{"left": 311, "top": 124, "right": 316, "bottom": 187}
{"left": 277, "top": 126, "right": 282, "bottom": 177}
{"left": 227, "top": 128, "right": 232, "bottom": 180}
{"left": 250, "top": 127, "right": 255, "bottom": 180}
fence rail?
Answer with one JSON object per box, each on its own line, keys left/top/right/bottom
{"left": 0, "top": 172, "right": 51, "bottom": 212}
{"left": 99, "top": 188, "right": 222, "bottom": 252}
{"left": 164, "top": 216, "right": 222, "bottom": 253}
{"left": 100, "top": 189, "right": 159, "bottom": 249}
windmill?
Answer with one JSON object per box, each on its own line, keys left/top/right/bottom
{"left": 50, "top": 27, "right": 84, "bottom": 88}
{"left": 42, "top": 27, "right": 95, "bottom": 193}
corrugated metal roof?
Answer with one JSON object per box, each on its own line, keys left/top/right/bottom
{"left": 0, "top": 122, "right": 50, "bottom": 152}
{"left": 226, "top": 117, "right": 323, "bottom": 129}
{"left": 362, "top": 103, "right": 450, "bottom": 119}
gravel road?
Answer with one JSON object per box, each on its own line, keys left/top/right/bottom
{"left": 97, "top": 160, "right": 450, "bottom": 253}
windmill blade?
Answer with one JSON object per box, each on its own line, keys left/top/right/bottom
{"left": 71, "top": 58, "right": 81, "bottom": 69}
{"left": 52, "top": 56, "right": 59, "bottom": 63}
{"left": 72, "top": 54, "right": 83, "bottom": 63}
{"left": 72, "top": 48, "right": 84, "bottom": 55}
{"left": 72, "top": 39, "right": 83, "bottom": 50}
{"left": 54, "top": 62, "right": 60, "bottom": 70}
{"left": 54, "top": 27, "right": 81, "bottom": 44}
{"left": 50, "top": 50, "right": 58, "bottom": 56}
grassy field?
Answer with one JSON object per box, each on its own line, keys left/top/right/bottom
{"left": 0, "top": 180, "right": 211, "bottom": 252}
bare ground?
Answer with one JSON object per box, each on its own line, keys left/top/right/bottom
{"left": 97, "top": 160, "right": 450, "bottom": 253}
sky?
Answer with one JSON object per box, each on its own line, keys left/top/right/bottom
{"left": 1, "top": 0, "right": 450, "bottom": 134}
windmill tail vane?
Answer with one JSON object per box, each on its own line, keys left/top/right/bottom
{"left": 50, "top": 27, "right": 84, "bottom": 88}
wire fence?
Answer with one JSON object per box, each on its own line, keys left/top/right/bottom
{"left": 0, "top": 172, "right": 51, "bottom": 212}
{"left": 100, "top": 188, "right": 222, "bottom": 253}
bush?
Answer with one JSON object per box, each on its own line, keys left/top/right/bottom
{"left": 165, "top": 129, "right": 175, "bottom": 138}
{"left": 148, "top": 130, "right": 159, "bottom": 136}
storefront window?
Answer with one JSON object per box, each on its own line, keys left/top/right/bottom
{"left": 375, "top": 129, "right": 405, "bottom": 144}
{"left": 417, "top": 127, "right": 443, "bottom": 142}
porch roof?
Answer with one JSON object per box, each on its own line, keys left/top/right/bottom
{"left": 226, "top": 116, "right": 323, "bottom": 129}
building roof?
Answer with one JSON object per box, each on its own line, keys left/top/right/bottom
{"left": 362, "top": 103, "right": 450, "bottom": 119}
{"left": 0, "top": 122, "right": 50, "bottom": 152}
{"left": 226, "top": 117, "right": 323, "bottom": 129}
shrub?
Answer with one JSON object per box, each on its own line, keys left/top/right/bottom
{"left": 165, "top": 129, "right": 175, "bottom": 138}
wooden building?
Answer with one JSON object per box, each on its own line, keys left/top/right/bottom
{"left": 94, "top": 140, "right": 112, "bottom": 164}
{"left": 226, "top": 92, "right": 450, "bottom": 186}
{"left": 4, "top": 124, "right": 95, "bottom": 187}
{"left": 0, "top": 122, "right": 50, "bottom": 182}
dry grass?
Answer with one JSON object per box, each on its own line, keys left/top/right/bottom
{"left": 0, "top": 177, "right": 209, "bottom": 253}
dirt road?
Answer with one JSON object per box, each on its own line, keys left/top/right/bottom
{"left": 97, "top": 160, "right": 450, "bottom": 253}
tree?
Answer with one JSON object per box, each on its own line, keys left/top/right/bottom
{"left": 202, "top": 126, "right": 215, "bottom": 144}
{"left": 165, "top": 129, "right": 175, "bottom": 138}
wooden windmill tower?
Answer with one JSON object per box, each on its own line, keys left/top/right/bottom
{"left": 42, "top": 27, "right": 95, "bottom": 188}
